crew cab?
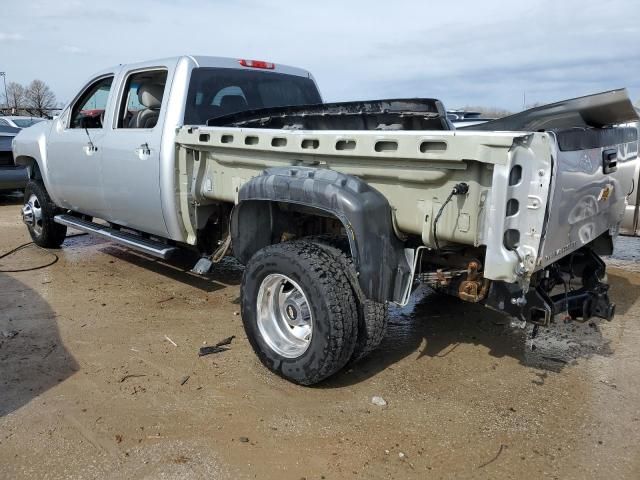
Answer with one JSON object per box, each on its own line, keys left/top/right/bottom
{"left": 13, "top": 55, "right": 640, "bottom": 384}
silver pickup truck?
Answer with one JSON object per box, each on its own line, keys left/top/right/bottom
{"left": 13, "top": 55, "right": 640, "bottom": 384}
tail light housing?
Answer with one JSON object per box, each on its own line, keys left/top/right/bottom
{"left": 238, "top": 59, "right": 275, "bottom": 70}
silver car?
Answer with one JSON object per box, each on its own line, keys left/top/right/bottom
{"left": 0, "top": 116, "right": 46, "bottom": 129}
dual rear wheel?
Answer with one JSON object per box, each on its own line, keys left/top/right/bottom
{"left": 240, "top": 239, "right": 387, "bottom": 385}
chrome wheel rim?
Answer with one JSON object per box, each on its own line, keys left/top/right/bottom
{"left": 22, "top": 193, "right": 43, "bottom": 236}
{"left": 256, "top": 273, "right": 313, "bottom": 358}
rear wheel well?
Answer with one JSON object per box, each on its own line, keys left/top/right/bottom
{"left": 231, "top": 200, "right": 351, "bottom": 263}
{"left": 233, "top": 166, "right": 412, "bottom": 303}
{"left": 275, "top": 203, "right": 347, "bottom": 242}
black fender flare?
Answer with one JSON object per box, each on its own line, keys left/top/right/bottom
{"left": 231, "top": 167, "right": 411, "bottom": 303}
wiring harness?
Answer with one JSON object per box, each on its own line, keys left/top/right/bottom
{"left": 432, "top": 182, "right": 469, "bottom": 251}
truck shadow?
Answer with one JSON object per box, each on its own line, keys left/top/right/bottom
{"left": 0, "top": 273, "right": 79, "bottom": 416}
{"left": 99, "top": 245, "right": 243, "bottom": 292}
{"left": 58, "top": 232, "right": 242, "bottom": 293}
{"left": 323, "top": 272, "right": 638, "bottom": 388}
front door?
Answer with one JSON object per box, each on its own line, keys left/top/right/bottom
{"left": 46, "top": 75, "right": 114, "bottom": 218}
{"left": 100, "top": 68, "right": 169, "bottom": 237}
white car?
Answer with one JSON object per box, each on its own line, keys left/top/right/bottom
{"left": 0, "top": 116, "right": 46, "bottom": 129}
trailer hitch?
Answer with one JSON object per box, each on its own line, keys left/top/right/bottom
{"left": 487, "top": 280, "right": 615, "bottom": 326}
{"left": 562, "top": 283, "right": 615, "bottom": 322}
{"left": 484, "top": 248, "right": 615, "bottom": 326}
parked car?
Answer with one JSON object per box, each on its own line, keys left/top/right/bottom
{"left": 0, "top": 124, "right": 28, "bottom": 191}
{"left": 0, "top": 116, "right": 46, "bottom": 129}
{"left": 446, "top": 109, "right": 494, "bottom": 128}
{"left": 12, "top": 55, "right": 640, "bottom": 385}
{"left": 620, "top": 120, "right": 640, "bottom": 236}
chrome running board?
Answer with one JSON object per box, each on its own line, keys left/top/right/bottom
{"left": 54, "top": 214, "right": 178, "bottom": 259}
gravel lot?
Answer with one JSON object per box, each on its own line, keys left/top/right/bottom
{"left": 1, "top": 191, "right": 639, "bottom": 479}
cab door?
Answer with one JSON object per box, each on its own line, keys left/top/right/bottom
{"left": 100, "top": 67, "right": 170, "bottom": 237}
{"left": 46, "top": 75, "right": 114, "bottom": 217}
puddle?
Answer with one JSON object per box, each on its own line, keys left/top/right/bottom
{"left": 610, "top": 235, "right": 640, "bottom": 261}
{"left": 605, "top": 235, "right": 640, "bottom": 273}
{"left": 384, "top": 285, "right": 613, "bottom": 373}
{"left": 522, "top": 320, "right": 613, "bottom": 372}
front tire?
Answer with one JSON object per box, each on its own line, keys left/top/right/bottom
{"left": 22, "top": 181, "right": 67, "bottom": 248}
{"left": 241, "top": 241, "right": 358, "bottom": 385}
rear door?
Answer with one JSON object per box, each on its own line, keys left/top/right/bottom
{"left": 47, "top": 75, "right": 114, "bottom": 217}
{"left": 100, "top": 66, "right": 170, "bottom": 237}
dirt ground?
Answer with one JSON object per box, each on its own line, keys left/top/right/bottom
{"left": 1, "top": 191, "right": 639, "bottom": 480}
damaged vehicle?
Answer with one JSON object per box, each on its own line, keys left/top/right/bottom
{"left": 12, "top": 55, "right": 639, "bottom": 384}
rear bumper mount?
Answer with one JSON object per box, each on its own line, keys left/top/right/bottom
{"left": 485, "top": 248, "right": 615, "bottom": 325}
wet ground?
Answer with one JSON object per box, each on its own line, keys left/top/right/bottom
{"left": 604, "top": 235, "right": 640, "bottom": 273}
{"left": 1, "top": 190, "right": 639, "bottom": 479}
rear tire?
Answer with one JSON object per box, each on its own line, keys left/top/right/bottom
{"left": 241, "top": 241, "right": 358, "bottom": 385}
{"left": 308, "top": 235, "right": 389, "bottom": 364}
{"left": 22, "top": 181, "right": 67, "bottom": 248}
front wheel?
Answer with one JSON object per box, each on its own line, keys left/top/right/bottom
{"left": 22, "top": 181, "right": 67, "bottom": 248}
{"left": 241, "top": 241, "right": 358, "bottom": 385}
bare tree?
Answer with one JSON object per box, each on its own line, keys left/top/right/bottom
{"left": 5, "top": 81, "right": 26, "bottom": 114}
{"left": 24, "top": 79, "right": 57, "bottom": 117}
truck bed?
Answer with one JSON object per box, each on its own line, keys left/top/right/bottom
{"left": 176, "top": 124, "right": 525, "bottom": 242}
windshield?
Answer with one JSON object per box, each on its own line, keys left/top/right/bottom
{"left": 13, "top": 118, "right": 45, "bottom": 128}
{"left": 184, "top": 67, "right": 321, "bottom": 125}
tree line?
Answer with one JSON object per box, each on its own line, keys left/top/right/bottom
{"left": 2, "top": 80, "right": 58, "bottom": 118}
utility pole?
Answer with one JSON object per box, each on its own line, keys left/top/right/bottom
{"left": 0, "top": 72, "right": 7, "bottom": 110}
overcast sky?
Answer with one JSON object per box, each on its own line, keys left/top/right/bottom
{"left": 1, "top": 0, "right": 639, "bottom": 111}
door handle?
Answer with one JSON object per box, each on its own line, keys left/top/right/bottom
{"left": 84, "top": 142, "right": 98, "bottom": 154}
{"left": 137, "top": 142, "right": 151, "bottom": 156}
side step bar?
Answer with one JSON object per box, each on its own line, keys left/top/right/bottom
{"left": 54, "top": 214, "right": 178, "bottom": 259}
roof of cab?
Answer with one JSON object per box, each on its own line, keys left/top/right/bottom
{"left": 189, "top": 55, "right": 312, "bottom": 78}
{"left": 94, "top": 55, "right": 313, "bottom": 79}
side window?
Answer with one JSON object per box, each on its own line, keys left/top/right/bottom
{"left": 0, "top": 119, "right": 8, "bottom": 126}
{"left": 117, "top": 70, "right": 168, "bottom": 129}
{"left": 70, "top": 76, "right": 113, "bottom": 129}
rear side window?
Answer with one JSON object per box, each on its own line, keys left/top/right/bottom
{"left": 117, "top": 69, "right": 168, "bottom": 129}
{"left": 184, "top": 67, "right": 321, "bottom": 125}
{"left": 70, "top": 76, "right": 113, "bottom": 129}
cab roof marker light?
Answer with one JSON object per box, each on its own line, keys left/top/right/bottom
{"left": 238, "top": 59, "right": 275, "bottom": 69}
